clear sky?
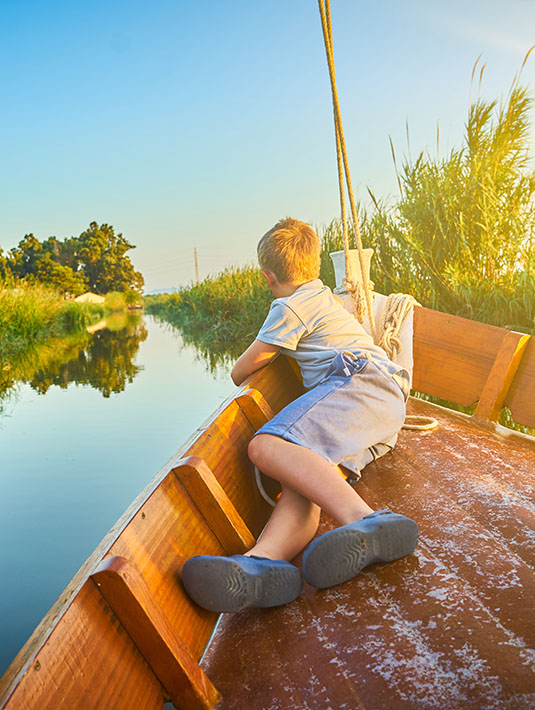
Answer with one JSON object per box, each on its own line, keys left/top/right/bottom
{"left": 1, "top": 0, "right": 533, "bottom": 291}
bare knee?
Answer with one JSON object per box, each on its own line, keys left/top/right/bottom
{"left": 248, "top": 434, "right": 270, "bottom": 468}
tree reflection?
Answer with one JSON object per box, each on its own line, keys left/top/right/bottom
{"left": 0, "top": 314, "right": 147, "bottom": 407}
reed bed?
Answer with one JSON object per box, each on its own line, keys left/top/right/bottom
{"left": 145, "top": 265, "right": 272, "bottom": 358}
{"left": 0, "top": 282, "right": 105, "bottom": 362}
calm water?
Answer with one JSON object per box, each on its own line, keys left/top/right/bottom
{"left": 0, "top": 315, "right": 234, "bottom": 676}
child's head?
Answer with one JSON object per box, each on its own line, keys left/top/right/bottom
{"left": 257, "top": 218, "right": 321, "bottom": 284}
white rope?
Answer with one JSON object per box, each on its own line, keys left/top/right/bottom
{"left": 374, "top": 293, "right": 439, "bottom": 432}
{"left": 403, "top": 416, "right": 439, "bottom": 431}
{"left": 376, "top": 293, "right": 419, "bottom": 360}
{"left": 255, "top": 465, "right": 277, "bottom": 507}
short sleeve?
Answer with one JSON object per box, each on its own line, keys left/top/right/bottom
{"left": 256, "top": 301, "right": 307, "bottom": 351}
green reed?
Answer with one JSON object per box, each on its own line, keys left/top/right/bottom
{"left": 145, "top": 265, "right": 272, "bottom": 356}
{"left": 364, "top": 84, "right": 535, "bottom": 334}
{"left": 0, "top": 282, "right": 105, "bottom": 362}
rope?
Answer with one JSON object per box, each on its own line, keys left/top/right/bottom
{"left": 255, "top": 465, "right": 277, "bottom": 507}
{"left": 373, "top": 292, "right": 439, "bottom": 431}
{"left": 377, "top": 293, "right": 419, "bottom": 360}
{"left": 318, "top": 0, "right": 375, "bottom": 335}
{"left": 403, "top": 416, "right": 439, "bottom": 431}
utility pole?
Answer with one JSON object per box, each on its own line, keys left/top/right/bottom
{"left": 194, "top": 248, "right": 199, "bottom": 284}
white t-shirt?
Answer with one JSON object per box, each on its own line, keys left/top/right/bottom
{"left": 257, "top": 279, "right": 407, "bottom": 391}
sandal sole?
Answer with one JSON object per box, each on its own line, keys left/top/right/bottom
{"left": 302, "top": 514, "right": 419, "bottom": 589}
{"left": 182, "top": 556, "right": 303, "bottom": 613}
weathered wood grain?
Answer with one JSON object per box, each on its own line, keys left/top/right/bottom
{"left": 173, "top": 456, "right": 255, "bottom": 554}
{"left": 91, "top": 556, "right": 220, "bottom": 710}
{"left": 474, "top": 330, "right": 531, "bottom": 421}
{"left": 202, "top": 398, "right": 535, "bottom": 710}
{"left": 506, "top": 336, "right": 535, "bottom": 429}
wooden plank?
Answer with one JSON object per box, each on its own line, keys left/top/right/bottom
{"left": 108, "top": 471, "right": 225, "bottom": 660}
{"left": 235, "top": 388, "right": 275, "bottom": 430}
{"left": 91, "top": 556, "right": 220, "bottom": 710}
{"left": 1, "top": 580, "right": 165, "bottom": 710}
{"left": 187, "top": 400, "right": 268, "bottom": 537}
{"left": 412, "top": 306, "right": 506, "bottom": 406}
{"left": 474, "top": 331, "right": 531, "bottom": 421}
{"left": 402, "top": 401, "right": 535, "bottom": 568}
{"left": 173, "top": 456, "right": 255, "bottom": 554}
{"left": 506, "top": 336, "right": 535, "bottom": 429}
{"left": 357, "top": 450, "right": 535, "bottom": 641}
{"left": 407, "top": 397, "right": 535, "bottom": 497}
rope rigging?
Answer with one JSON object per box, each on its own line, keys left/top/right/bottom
{"left": 317, "top": 0, "right": 376, "bottom": 337}
{"left": 317, "top": 1, "right": 437, "bottom": 434}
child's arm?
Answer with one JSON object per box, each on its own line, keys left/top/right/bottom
{"left": 231, "top": 340, "right": 280, "bottom": 386}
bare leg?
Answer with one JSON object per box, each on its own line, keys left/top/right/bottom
{"left": 246, "top": 485, "right": 321, "bottom": 561}
{"left": 248, "top": 434, "right": 374, "bottom": 530}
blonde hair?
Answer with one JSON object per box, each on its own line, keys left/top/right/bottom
{"left": 257, "top": 218, "right": 321, "bottom": 283}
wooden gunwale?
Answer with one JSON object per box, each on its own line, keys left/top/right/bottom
{"left": 1, "top": 306, "right": 534, "bottom": 709}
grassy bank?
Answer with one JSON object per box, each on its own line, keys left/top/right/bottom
{"left": 0, "top": 283, "right": 106, "bottom": 363}
{"left": 145, "top": 266, "right": 272, "bottom": 362}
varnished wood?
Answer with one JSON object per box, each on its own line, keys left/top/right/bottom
{"left": 412, "top": 306, "right": 507, "bottom": 406}
{"left": 2, "top": 316, "right": 534, "bottom": 710}
{"left": 506, "top": 336, "right": 535, "bottom": 428}
{"left": 474, "top": 330, "right": 531, "bottom": 421}
{"left": 0, "top": 354, "right": 302, "bottom": 710}
{"left": 91, "top": 556, "right": 220, "bottom": 710}
{"left": 173, "top": 457, "right": 255, "bottom": 554}
{"left": 235, "top": 388, "right": 275, "bottom": 430}
{"left": 1, "top": 580, "right": 165, "bottom": 710}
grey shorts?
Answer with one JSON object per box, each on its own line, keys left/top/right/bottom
{"left": 255, "top": 352, "right": 407, "bottom": 478}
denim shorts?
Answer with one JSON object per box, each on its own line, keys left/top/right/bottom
{"left": 255, "top": 352, "right": 407, "bottom": 478}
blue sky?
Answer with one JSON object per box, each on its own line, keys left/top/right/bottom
{"left": 1, "top": 0, "right": 533, "bottom": 291}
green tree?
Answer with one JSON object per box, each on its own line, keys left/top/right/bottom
{"left": 1, "top": 222, "right": 144, "bottom": 295}
{"left": 8, "top": 234, "right": 43, "bottom": 278}
{"left": 33, "top": 254, "right": 87, "bottom": 295}
{"left": 77, "top": 222, "right": 144, "bottom": 294}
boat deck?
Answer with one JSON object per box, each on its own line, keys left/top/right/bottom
{"left": 202, "top": 397, "right": 535, "bottom": 710}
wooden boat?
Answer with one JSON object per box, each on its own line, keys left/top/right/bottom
{"left": 1, "top": 304, "right": 534, "bottom": 709}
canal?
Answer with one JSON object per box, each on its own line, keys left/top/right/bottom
{"left": 0, "top": 314, "right": 235, "bottom": 676}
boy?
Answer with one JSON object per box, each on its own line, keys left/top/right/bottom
{"left": 182, "top": 218, "right": 419, "bottom": 612}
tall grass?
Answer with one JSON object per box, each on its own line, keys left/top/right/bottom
{"left": 145, "top": 265, "right": 272, "bottom": 358}
{"left": 0, "top": 282, "right": 105, "bottom": 362}
{"left": 364, "top": 84, "right": 535, "bottom": 333}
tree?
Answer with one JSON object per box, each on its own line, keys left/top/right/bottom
{"left": 1, "top": 222, "right": 145, "bottom": 295}
{"left": 8, "top": 234, "right": 43, "bottom": 278}
{"left": 33, "top": 254, "right": 87, "bottom": 295}
{"left": 77, "top": 222, "right": 144, "bottom": 294}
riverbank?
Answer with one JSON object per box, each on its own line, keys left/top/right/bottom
{"left": 0, "top": 284, "right": 106, "bottom": 363}
{"left": 145, "top": 265, "right": 272, "bottom": 364}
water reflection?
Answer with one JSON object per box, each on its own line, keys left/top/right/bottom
{"left": 156, "top": 317, "right": 246, "bottom": 376}
{"left": 0, "top": 312, "right": 148, "bottom": 407}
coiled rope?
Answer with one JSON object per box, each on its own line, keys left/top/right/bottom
{"left": 377, "top": 293, "right": 419, "bottom": 361}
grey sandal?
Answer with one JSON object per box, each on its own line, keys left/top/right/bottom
{"left": 302, "top": 510, "right": 419, "bottom": 589}
{"left": 182, "top": 554, "right": 303, "bottom": 613}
